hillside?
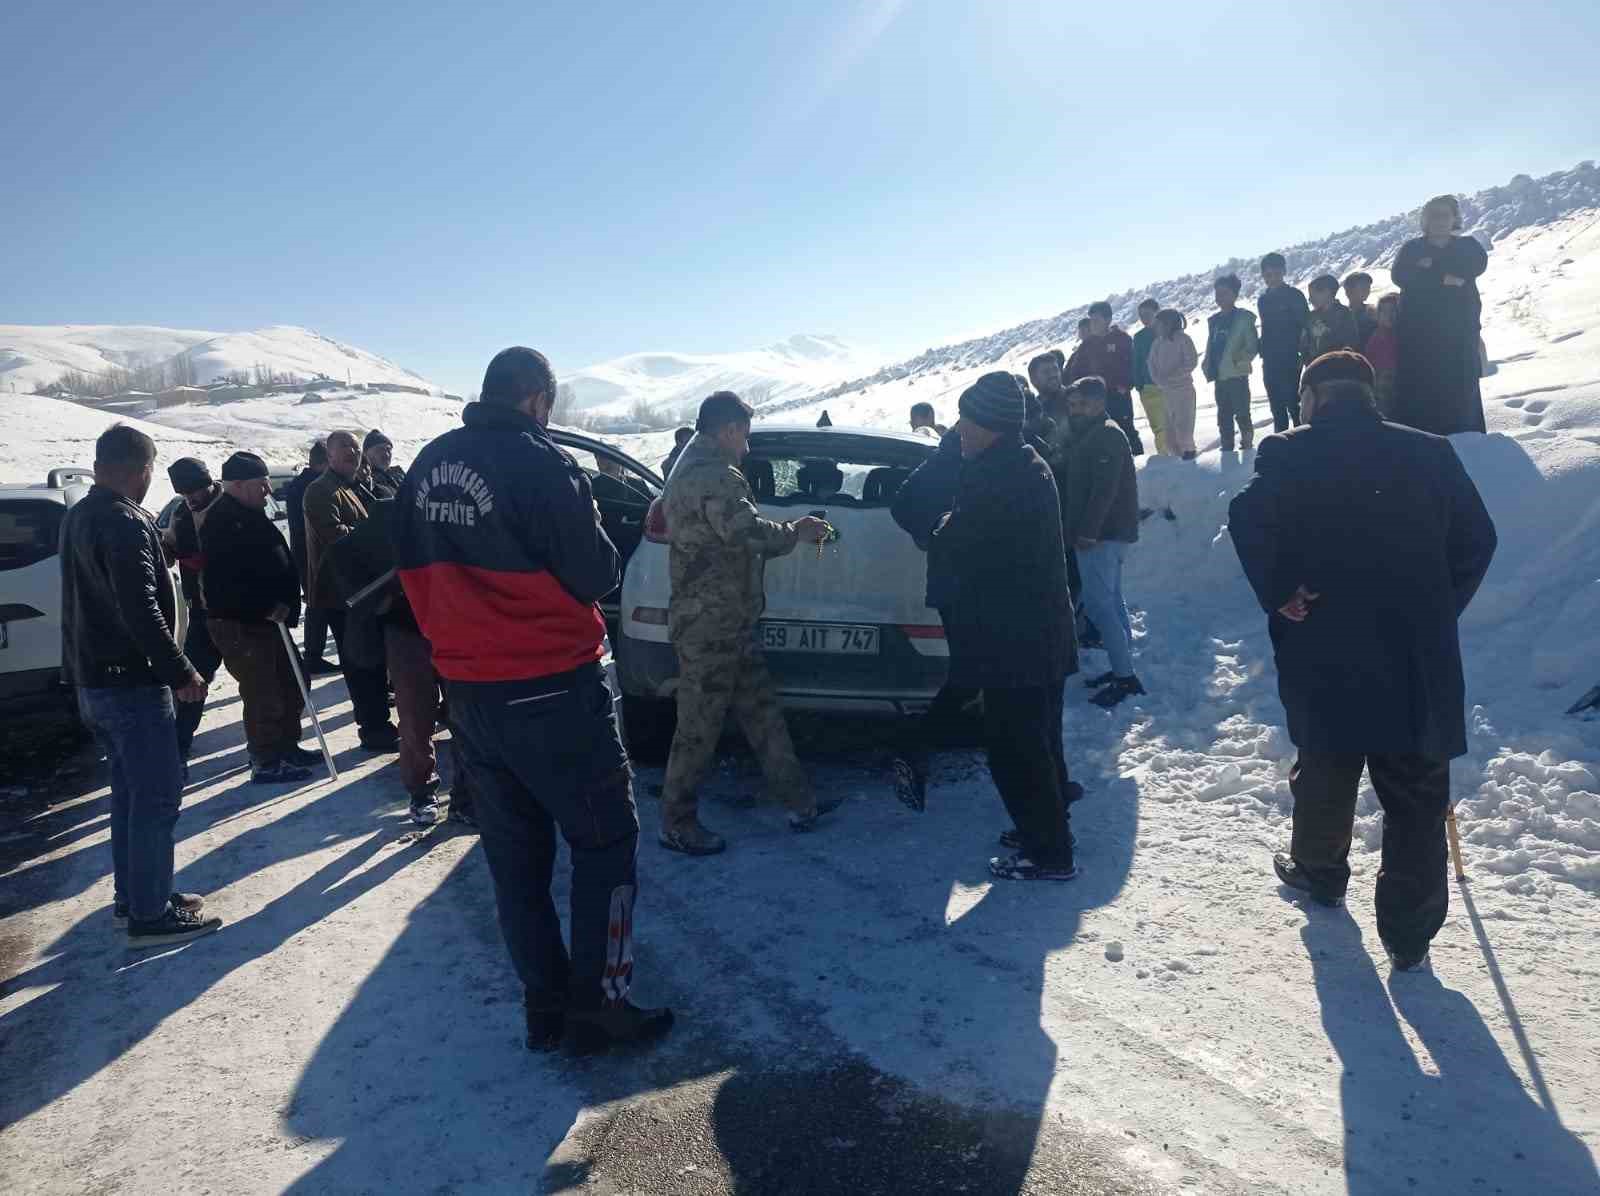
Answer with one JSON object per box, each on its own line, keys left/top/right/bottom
{"left": 0, "top": 323, "right": 442, "bottom": 396}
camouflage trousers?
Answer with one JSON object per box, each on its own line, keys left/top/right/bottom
{"left": 661, "top": 632, "right": 811, "bottom": 830}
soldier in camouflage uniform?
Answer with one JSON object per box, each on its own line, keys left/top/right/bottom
{"left": 658, "top": 391, "right": 839, "bottom": 855}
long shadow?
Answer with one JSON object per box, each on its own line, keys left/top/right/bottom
{"left": 1304, "top": 915, "right": 1597, "bottom": 1194}
{"left": 0, "top": 782, "right": 445, "bottom": 1130}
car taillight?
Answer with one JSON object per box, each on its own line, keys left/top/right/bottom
{"left": 644, "top": 498, "right": 669, "bottom": 543}
{"left": 632, "top": 606, "right": 669, "bottom": 626}
{"left": 899, "top": 624, "right": 945, "bottom": 639}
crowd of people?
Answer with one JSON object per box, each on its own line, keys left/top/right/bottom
{"left": 58, "top": 193, "right": 1498, "bottom": 1050}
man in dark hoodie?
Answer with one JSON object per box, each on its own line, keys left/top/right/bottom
{"left": 161, "top": 457, "right": 225, "bottom": 766}
{"left": 936, "top": 372, "right": 1079, "bottom": 882}
{"left": 282, "top": 440, "right": 337, "bottom": 675}
{"left": 1257, "top": 254, "right": 1309, "bottom": 433}
{"left": 1067, "top": 301, "right": 1144, "bottom": 454}
{"left": 1300, "top": 275, "right": 1362, "bottom": 369}
{"left": 202, "top": 451, "right": 317, "bottom": 785}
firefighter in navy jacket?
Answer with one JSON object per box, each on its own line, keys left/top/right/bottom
{"left": 395, "top": 346, "right": 674, "bottom": 1053}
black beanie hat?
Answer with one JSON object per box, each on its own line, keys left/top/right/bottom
{"left": 166, "top": 457, "right": 212, "bottom": 494}
{"left": 363, "top": 428, "right": 392, "bottom": 452}
{"left": 1301, "top": 350, "right": 1376, "bottom": 390}
{"left": 220, "top": 451, "right": 270, "bottom": 481}
{"left": 957, "top": 371, "right": 1026, "bottom": 434}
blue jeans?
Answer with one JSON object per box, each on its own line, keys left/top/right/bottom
{"left": 1077, "top": 541, "right": 1134, "bottom": 678}
{"left": 77, "top": 686, "right": 185, "bottom": 923}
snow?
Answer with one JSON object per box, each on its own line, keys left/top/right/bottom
{"left": 3, "top": 166, "right": 1600, "bottom": 1192}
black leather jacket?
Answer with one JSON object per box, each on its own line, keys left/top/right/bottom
{"left": 60, "top": 486, "right": 193, "bottom": 689}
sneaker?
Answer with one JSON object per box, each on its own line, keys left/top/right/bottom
{"left": 359, "top": 725, "right": 400, "bottom": 753}
{"left": 659, "top": 821, "right": 727, "bottom": 856}
{"left": 408, "top": 793, "right": 441, "bottom": 826}
{"left": 1083, "top": 670, "right": 1118, "bottom": 690}
{"left": 1090, "top": 676, "right": 1145, "bottom": 709}
{"left": 127, "top": 904, "right": 224, "bottom": 948}
{"left": 1182, "top": 451, "right": 1198, "bottom": 461}
{"left": 1387, "top": 948, "right": 1432, "bottom": 973}
{"left": 114, "top": 892, "right": 203, "bottom": 928}
{"left": 1273, "top": 853, "right": 1345, "bottom": 907}
{"left": 526, "top": 1004, "right": 565, "bottom": 1053}
{"left": 251, "top": 759, "right": 314, "bottom": 784}
{"left": 564, "top": 1001, "right": 675, "bottom": 1055}
{"left": 280, "top": 745, "right": 324, "bottom": 768}
{"left": 302, "top": 657, "right": 340, "bottom": 677}
{"left": 788, "top": 794, "right": 845, "bottom": 832}
{"left": 988, "top": 853, "right": 1077, "bottom": 882}
{"left": 891, "top": 757, "right": 926, "bottom": 812}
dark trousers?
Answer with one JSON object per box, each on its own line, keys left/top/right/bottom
{"left": 1106, "top": 389, "right": 1145, "bottom": 455}
{"left": 449, "top": 663, "right": 640, "bottom": 1010}
{"left": 302, "top": 606, "right": 330, "bottom": 662}
{"left": 982, "top": 681, "right": 1072, "bottom": 866}
{"left": 323, "top": 608, "right": 392, "bottom": 736}
{"left": 77, "top": 685, "right": 184, "bottom": 923}
{"left": 209, "top": 617, "right": 304, "bottom": 764}
{"left": 897, "top": 677, "right": 978, "bottom": 779}
{"left": 1214, "top": 378, "right": 1253, "bottom": 450}
{"left": 383, "top": 620, "right": 439, "bottom": 793}
{"left": 174, "top": 606, "right": 221, "bottom": 761}
{"left": 1262, "top": 357, "right": 1302, "bottom": 433}
{"left": 1289, "top": 752, "right": 1451, "bottom": 958}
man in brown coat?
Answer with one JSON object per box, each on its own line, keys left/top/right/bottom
{"left": 303, "top": 430, "right": 396, "bottom": 750}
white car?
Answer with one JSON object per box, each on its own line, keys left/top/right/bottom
{"left": 1, "top": 469, "right": 185, "bottom": 719}
{"left": 616, "top": 424, "right": 946, "bottom": 759}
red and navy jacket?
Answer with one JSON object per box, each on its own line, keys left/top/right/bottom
{"left": 395, "top": 403, "right": 619, "bottom": 682}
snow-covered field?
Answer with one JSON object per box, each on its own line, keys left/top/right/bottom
{"left": 3, "top": 175, "right": 1600, "bottom": 1193}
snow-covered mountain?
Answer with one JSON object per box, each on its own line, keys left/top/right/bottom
{"left": 559, "top": 334, "right": 878, "bottom": 421}
{"left": 0, "top": 323, "right": 441, "bottom": 396}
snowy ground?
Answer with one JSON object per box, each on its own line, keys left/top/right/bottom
{"left": 5, "top": 208, "right": 1600, "bottom": 1192}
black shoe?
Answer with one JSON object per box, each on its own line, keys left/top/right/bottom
{"left": 565, "top": 1001, "right": 675, "bottom": 1055}
{"left": 526, "top": 1005, "right": 566, "bottom": 1052}
{"left": 1273, "top": 853, "right": 1344, "bottom": 907}
{"left": 1090, "top": 676, "right": 1145, "bottom": 708}
{"left": 114, "top": 892, "right": 203, "bottom": 929}
{"left": 359, "top": 725, "right": 400, "bottom": 753}
{"left": 251, "top": 759, "right": 314, "bottom": 784}
{"left": 789, "top": 794, "right": 845, "bottom": 832}
{"left": 280, "top": 745, "right": 324, "bottom": 768}
{"left": 988, "top": 853, "right": 1078, "bottom": 882}
{"left": 447, "top": 802, "right": 478, "bottom": 829}
{"left": 1182, "top": 452, "right": 1198, "bottom": 461}
{"left": 999, "top": 824, "right": 1077, "bottom": 851}
{"left": 302, "top": 657, "right": 340, "bottom": 676}
{"left": 408, "top": 794, "right": 441, "bottom": 827}
{"left": 1386, "top": 947, "right": 1432, "bottom": 973}
{"left": 659, "top": 821, "right": 728, "bottom": 855}
{"left": 127, "top": 904, "right": 223, "bottom": 947}
{"left": 891, "top": 757, "right": 926, "bottom": 812}
{"left": 1083, "top": 671, "right": 1118, "bottom": 690}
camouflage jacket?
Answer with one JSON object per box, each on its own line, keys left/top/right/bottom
{"left": 664, "top": 433, "right": 798, "bottom": 642}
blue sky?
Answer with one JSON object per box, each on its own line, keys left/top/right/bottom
{"left": 4, "top": 0, "right": 1596, "bottom": 394}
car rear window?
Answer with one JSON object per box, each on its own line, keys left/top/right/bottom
{"left": 0, "top": 500, "right": 66, "bottom": 571}
{"left": 745, "top": 444, "right": 927, "bottom": 508}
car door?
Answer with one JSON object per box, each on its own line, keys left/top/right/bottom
{"left": 550, "top": 433, "right": 663, "bottom": 628}
{"left": 0, "top": 496, "right": 68, "bottom": 696}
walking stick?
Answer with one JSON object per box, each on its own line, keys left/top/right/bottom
{"left": 1446, "top": 804, "right": 1466, "bottom": 882}
{"left": 278, "top": 620, "right": 339, "bottom": 782}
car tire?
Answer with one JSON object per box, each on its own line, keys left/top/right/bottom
{"left": 621, "top": 694, "right": 675, "bottom": 766}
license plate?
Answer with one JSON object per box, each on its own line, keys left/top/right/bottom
{"left": 760, "top": 622, "right": 879, "bottom": 655}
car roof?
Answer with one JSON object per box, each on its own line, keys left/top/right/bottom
{"left": 752, "top": 424, "right": 931, "bottom": 445}
{"left": 0, "top": 485, "right": 72, "bottom": 503}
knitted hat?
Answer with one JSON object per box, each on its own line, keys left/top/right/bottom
{"left": 957, "top": 372, "right": 1026, "bottom": 434}
{"left": 363, "top": 428, "right": 393, "bottom": 451}
{"left": 220, "top": 451, "right": 270, "bottom": 481}
{"left": 166, "top": 457, "right": 212, "bottom": 494}
{"left": 1301, "top": 350, "right": 1376, "bottom": 390}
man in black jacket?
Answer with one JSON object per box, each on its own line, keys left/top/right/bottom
{"left": 937, "top": 372, "right": 1079, "bottom": 881}
{"left": 1258, "top": 253, "right": 1310, "bottom": 432}
{"left": 1229, "top": 352, "right": 1497, "bottom": 970}
{"left": 161, "top": 457, "right": 225, "bottom": 765}
{"left": 61, "top": 424, "right": 223, "bottom": 948}
{"left": 363, "top": 429, "right": 406, "bottom": 496}
{"left": 282, "top": 440, "right": 337, "bottom": 675}
{"left": 394, "top": 346, "right": 672, "bottom": 1053}
{"left": 202, "top": 451, "right": 317, "bottom": 785}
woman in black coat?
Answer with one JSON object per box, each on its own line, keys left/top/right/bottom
{"left": 1390, "top": 194, "right": 1489, "bottom": 436}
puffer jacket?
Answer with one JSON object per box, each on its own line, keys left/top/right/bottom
{"left": 1203, "top": 308, "right": 1260, "bottom": 382}
{"left": 60, "top": 486, "right": 194, "bottom": 689}
{"left": 663, "top": 433, "right": 799, "bottom": 642}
